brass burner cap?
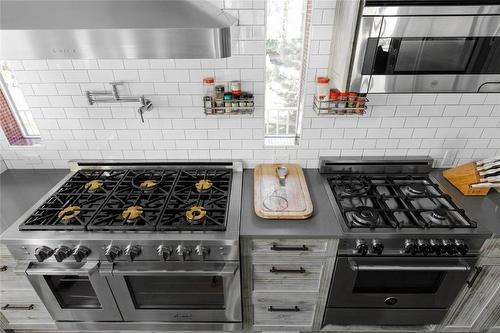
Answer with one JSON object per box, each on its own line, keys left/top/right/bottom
{"left": 195, "top": 179, "right": 213, "bottom": 191}
{"left": 140, "top": 180, "right": 159, "bottom": 190}
{"left": 84, "top": 180, "right": 103, "bottom": 192}
{"left": 58, "top": 206, "right": 81, "bottom": 221}
{"left": 186, "top": 206, "right": 206, "bottom": 222}
{"left": 122, "top": 205, "right": 144, "bottom": 221}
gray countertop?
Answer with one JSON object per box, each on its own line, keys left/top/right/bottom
{"left": 239, "top": 169, "right": 343, "bottom": 238}
{"left": 431, "top": 169, "right": 500, "bottom": 237}
{"left": 0, "top": 168, "right": 498, "bottom": 238}
{"left": 0, "top": 169, "right": 69, "bottom": 234}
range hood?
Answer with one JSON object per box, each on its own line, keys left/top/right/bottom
{"left": 0, "top": 0, "right": 236, "bottom": 60}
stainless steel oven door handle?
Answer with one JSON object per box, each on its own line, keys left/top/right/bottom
{"left": 110, "top": 262, "right": 238, "bottom": 277}
{"left": 25, "top": 261, "right": 99, "bottom": 276}
{"left": 349, "top": 261, "right": 471, "bottom": 272}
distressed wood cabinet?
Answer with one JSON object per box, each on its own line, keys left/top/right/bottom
{"left": 241, "top": 238, "right": 338, "bottom": 331}
{"left": 0, "top": 244, "right": 56, "bottom": 330}
{"left": 437, "top": 238, "right": 500, "bottom": 333}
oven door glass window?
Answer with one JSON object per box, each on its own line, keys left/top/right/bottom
{"left": 44, "top": 275, "right": 102, "bottom": 309}
{"left": 353, "top": 270, "right": 445, "bottom": 294}
{"left": 125, "top": 276, "right": 225, "bottom": 309}
{"left": 365, "top": 37, "right": 500, "bottom": 75}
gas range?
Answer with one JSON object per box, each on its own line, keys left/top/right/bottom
{"left": 319, "top": 157, "right": 492, "bottom": 326}
{"left": 0, "top": 160, "right": 243, "bottom": 331}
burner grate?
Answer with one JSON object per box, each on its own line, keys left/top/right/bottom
{"left": 329, "top": 174, "right": 475, "bottom": 229}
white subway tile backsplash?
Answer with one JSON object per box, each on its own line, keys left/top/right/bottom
{"left": 63, "top": 70, "right": 89, "bottom": 83}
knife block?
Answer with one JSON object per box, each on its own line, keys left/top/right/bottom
{"left": 443, "top": 162, "right": 490, "bottom": 196}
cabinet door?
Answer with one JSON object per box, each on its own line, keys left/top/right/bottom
{"left": 441, "top": 264, "right": 500, "bottom": 332}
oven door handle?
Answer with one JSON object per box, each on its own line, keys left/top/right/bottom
{"left": 109, "top": 262, "right": 238, "bottom": 277}
{"left": 349, "top": 260, "right": 471, "bottom": 272}
{"left": 25, "top": 261, "right": 99, "bottom": 276}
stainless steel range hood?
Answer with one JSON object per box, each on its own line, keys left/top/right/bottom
{"left": 0, "top": 0, "right": 236, "bottom": 59}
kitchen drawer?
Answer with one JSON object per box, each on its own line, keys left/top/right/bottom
{"left": 481, "top": 239, "right": 500, "bottom": 258}
{"left": 252, "top": 262, "right": 323, "bottom": 292}
{"left": 252, "top": 291, "right": 318, "bottom": 305}
{"left": 0, "top": 289, "right": 44, "bottom": 304}
{"left": 253, "top": 300, "right": 315, "bottom": 326}
{"left": 250, "top": 239, "right": 329, "bottom": 258}
{"left": 1, "top": 301, "right": 53, "bottom": 327}
{"left": 0, "top": 264, "right": 32, "bottom": 290}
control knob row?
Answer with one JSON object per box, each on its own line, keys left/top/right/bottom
{"left": 404, "top": 239, "right": 468, "bottom": 256}
{"left": 34, "top": 245, "right": 91, "bottom": 263}
{"left": 355, "top": 240, "right": 384, "bottom": 256}
{"left": 104, "top": 244, "right": 211, "bottom": 262}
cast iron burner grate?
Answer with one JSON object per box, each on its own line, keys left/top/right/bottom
{"left": 328, "top": 174, "right": 476, "bottom": 229}
{"left": 157, "top": 169, "right": 232, "bottom": 231}
{"left": 19, "top": 170, "right": 127, "bottom": 230}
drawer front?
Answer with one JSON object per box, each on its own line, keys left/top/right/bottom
{"left": 252, "top": 292, "right": 318, "bottom": 305}
{"left": 253, "top": 301, "right": 315, "bottom": 326}
{"left": 0, "top": 289, "right": 44, "bottom": 305}
{"left": 253, "top": 262, "right": 323, "bottom": 292}
{"left": 251, "top": 239, "right": 329, "bottom": 257}
{"left": 1, "top": 302, "right": 52, "bottom": 326}
{"left": 0, "top": 266, "right": 32, "bottom": 290}
{"left": 481, "top": 239, "right": 500, "bottom": 258}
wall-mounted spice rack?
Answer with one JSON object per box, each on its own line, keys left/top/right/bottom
{"left": 203, "top": 96, "right": 255, "bottom": 115}
{"left": 312, "top": 96, "right": 368, "bottom": 115}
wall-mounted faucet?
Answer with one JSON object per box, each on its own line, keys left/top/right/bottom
{"left": 86, "top": 82, "right": 153, "bottom": 122}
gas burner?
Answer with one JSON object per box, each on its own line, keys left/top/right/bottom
{"left": 337, "top": 176, "right": 370, "bottom": 196}
{"left": 57, "top": 206, "right": 81, "bottom": 222}
{"left": 122, "top": 205, "right": 144, "bottom": 222}
{"left": 352, "top": 206, "right": 380, "bottom": 226}
{"left": 84, "top": 180, "right": 103, "bottom": 192}
{"left": 185, "top": 206, "right": 206, "bottom": 224}
{"left": 427, "top": 208, "right": 450, "bottom": 225}
{"left": 139, "top": 180, "right": 159, "bottom": 190}
{"left": 406, "top": 183, "right": 427, "bottom": 196}
{"left": 195, "top": 179, "right": 213, "bottom": 192}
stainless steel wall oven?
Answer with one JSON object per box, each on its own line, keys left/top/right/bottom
{"left": 350, "top": 1, "right": 500, "bottom": 93}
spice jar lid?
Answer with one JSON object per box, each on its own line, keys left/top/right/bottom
{"left": 203, "top": 78, "right": 215, "bottom": 84}
{"left": 339, "top": 92, "right": 349, "bottom": 96}
{"left": 316, "top": 77, "right": 330, "bottom": 84}
{"left": 215, "top": 85, "right": 225, "bottom": 91}
{"left": 329, "top": 90, "right": 340, "bottom": 98}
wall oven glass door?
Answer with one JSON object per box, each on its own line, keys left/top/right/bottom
{"left": 25, "top": 261, "right": 122, "bottom": 321}
{"left": 329, "top": 257, "right": 476, "bottom": 308}
{"left": 106, "top": 261, "right": 241, "bottom": 322}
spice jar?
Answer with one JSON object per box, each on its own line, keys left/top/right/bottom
{"left": 203, "top": 96, "right": 213, "bottom": 113}
{"left": 239, "top": 93, "right": 248, "bottom": 107}
{"left": 230, "top": 81, "right": 241, "bottom": 97}
{"left": 337, "top": 92, "right": 349, "bottom": 113}
{"left": 329, "top": 90, "right": 340, "bottom": 111}
{"left": 347, "top": 92, "right": 358, "bottom": 107}
{"left": 246, "top": 93, "right": 254, "bottom": 107}
{"left": 203, "top": 78, "right": 215, "bottom": 98}
{"left": 355, "top": 97, "right": 366, "bottom": 114}
{"left": 316, "top": 77, "right": 330, "bottom": 101}
{"left": 215, "top": 85, "right": 225, "bottom": 100}
{"left": 224, "top": 92, "right": 233, "bottom": 113}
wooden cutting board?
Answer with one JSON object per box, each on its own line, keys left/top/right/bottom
{"left": 254, "top": 163, "right": 313, "bottom": 219}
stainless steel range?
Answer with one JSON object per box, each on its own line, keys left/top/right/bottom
{"left": 319, "top": 157, "right": 492, "bottom": 326}
{"left": 0, "top": 160, "right": 243, "bottom": 331}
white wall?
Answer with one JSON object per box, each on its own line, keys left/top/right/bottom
{"left": 0, "top": 0, "right": 499, "bottom": 169}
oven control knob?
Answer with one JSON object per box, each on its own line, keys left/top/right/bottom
{"left": 104, "top": 245, "right": 122, "bottom": 262}
{"left": 72, "top": 245, "right": 91, "bottom": 262}
{"left": 442, "top": 240, "right": 457, "bottom": 255}
{"left": 355, "top": 240, "right": 368, "bottom": 256}
{"left": 430, "top": 239, "right": 444, "bottom": 256}
{"left": 53, "top": 245, "right": 72, "bottom": 262}
{"left": 124, "top": 245, "right": 141, "bottom": 262}
{"left": 454, "top": 240, "right": 469, "bottom": 256}
{"left": 417, "top": 240, "right": 431, "bottom": 256}
{"left": 176, "top": 245, "right": 191, "bottom": 261}
{"left": 157, "top": 245, "right": 173, "bottom": 261}
{"left": 371, "top": 240, "right": 384, "bottom": 255}
{"left": 195, "top": 245, "right": 210, "bottom": 261}
{"left": 34, "top": 246, "right": 54, "bottom": 262}
{"left": 404, "top": 239, "right": 418, "bottom": 255}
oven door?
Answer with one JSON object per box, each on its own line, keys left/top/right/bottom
{"left": 105, "top": 261, "right": 241, "bottom": 322}
{"left": 25, "top": 261, "right": 122, "bottom": 321}
{"left": 354, "top": 15, "right": 500, "bottom": 93}
{"left": 329, "top": 257, "right": 476, "bottom": 308}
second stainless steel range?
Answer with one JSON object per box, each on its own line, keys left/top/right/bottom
{"left": 0, "top": 161, "right": 243, "bottom": 331}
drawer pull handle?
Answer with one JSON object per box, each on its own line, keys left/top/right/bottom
{"left": 0, "top": 265, "right": 7, "bottom": 272}
{"left": 1, "top": 304, "right": 34, "bottom": 310}
{"left": 268, "top": 306, "right": 300, "bottom": 312}
{"left": 466, "top": 266, "right": 483, "bottom": 288}
{"left": 270, "top": 266, "right": 306, "bottom": 274}
{"left": 271, "top": 244, "right": 309, "bottom": 251}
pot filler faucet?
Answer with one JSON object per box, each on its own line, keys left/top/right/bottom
{"left": 86, "top": 82, "right": 153, "bottom": 122}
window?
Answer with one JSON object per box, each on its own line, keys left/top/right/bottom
{"left": 264, "top": 0, "right": 311, "bottom": 145}
{"left": 0, "top": 63, "right": 40, "bottom": 145}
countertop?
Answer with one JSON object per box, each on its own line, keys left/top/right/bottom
{"left": 0, "top": 169, "right": 69, "bottom": 234}
{"left": 239, "top": 169, "right": 343, "bottom": 238}
{"left": 0, "top": 168, "right": 498, "bottom": 238}
{"left": 431, "top": 169, "right": 500, "bottom": 237}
